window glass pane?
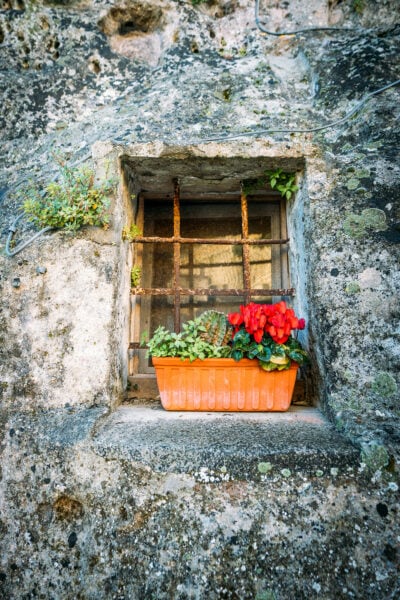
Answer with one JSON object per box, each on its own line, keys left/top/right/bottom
{"left": 141, "top": 197, "right": 284, "bottom": 334}
{"left": 143, "top": 201, "right": 173, "bottom": 236}
{"left": 181, "top": 202, "right": 243, "bottom": 317}
{"left": 180, "top": 238, "right": 242, "bottom": 290}
{"left": 180, "top": 296, "right": 245, "bottom": 324}
{"left": 180, "top": 200, "right": 241, "bottom": 233}
{"left": 248, "top": 216, "right": 272, "bottom": 289}
{"left": 143, "top": 203, "right": 173, "bottom": 289}
{"left": 150, "top": 242, "right": 173, "bottom": 288}
{"left": 134, "top": 191, "right": 289, "bottom": 376}
{"left": 248, "top": 199, "right": 282, "bottom": 290}
{"left": 150, "top": 296, "right": 175, "bottom": 335}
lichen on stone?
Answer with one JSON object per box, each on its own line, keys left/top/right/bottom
{"left": 345, "top": 281, "right": 361, "bottom": 295}
{"left": 346, "top": 177, "right": 360, "bottom": 190}
{"left": 354, "top": 168, "right": 370, "bottom": 179}
{"left": 258, "top": 462, "right": 272, "bottom": 474}
{"left": 372, "top": 372, "right": 398, "bottom": 398}
{"left": 343, "top": 208, "right": 387, "bottom": 238}
{"left": 360, "top": 441, "right": 390, "bottom": 473}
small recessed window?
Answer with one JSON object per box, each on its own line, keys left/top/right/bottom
{"left": 128, "top": 176, "right": 294, "bottom": 388}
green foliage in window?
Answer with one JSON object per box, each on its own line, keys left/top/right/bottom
{"left": 242, "top": 177, "right": 267, "bottom": 196}
{"left": 242, "top": 169, "right": 298, "bottom": 200}
{"left": 266, "top": 169, "right": 298, "bottom": 200}
{"left": 122, "top": 223, "right": 142, "bottom": 241}
{"left": 230, "top": 328, "right": 308, "bottom": 372}
{"left": 131, "top": 265, "right": 142, "bottom": 288}
{"left": 147, "top": 311, "right": 232, "bottom": 362}
{"left": 20, "top": 159, "right": 115, "bottom": 232}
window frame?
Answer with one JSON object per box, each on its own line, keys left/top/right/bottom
{"left": 129, "top": 178, "right": 294, "bottom": 377}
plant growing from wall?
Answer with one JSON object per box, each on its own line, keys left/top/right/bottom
{"left": 266, "top": 169, "right": 298, "bottom": 200}
{"left": 352, "top": 0, "right": 365, "bottom": 14}
{"left": 20, "top": 159, "right": 115, "bottom": 232}
{"left": 242, "top": 169, "right": 298, "bottom": 200}
{"left": 131, "top": 265, "right": 142, "bottom": 287}
{"left": 122, "top": 223, "right": 142, "bottom": 241}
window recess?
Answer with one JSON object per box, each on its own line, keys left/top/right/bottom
{"left": 128, "top": 177, "right": 294, "bottom": 386}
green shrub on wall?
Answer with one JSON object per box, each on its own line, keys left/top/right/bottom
{"left": 20, "top": 159, "right": 115, "bottom": 232}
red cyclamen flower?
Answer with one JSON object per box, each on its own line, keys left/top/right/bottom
{"left": 230, "top": 301, "right": 306, "bottom": 345}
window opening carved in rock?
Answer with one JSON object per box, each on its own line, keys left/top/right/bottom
{"left": 128, "top": 178, "right": 293, "bottom": 382}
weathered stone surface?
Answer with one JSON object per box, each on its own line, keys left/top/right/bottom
{"left": 93, "top": 405, "right": 360, "bottom": 478}
{"left": 0, "top": 406, "right": 398, "bottom": 599}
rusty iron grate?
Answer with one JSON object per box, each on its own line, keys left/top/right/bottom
{"left": 130, "top": 179, "right": 294, "bottom": 342}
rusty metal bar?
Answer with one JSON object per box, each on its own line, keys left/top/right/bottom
{"left": 173, "top": 179, "right": 181, "bottom": 333}
{"left": 241, "top": 189, "right": 252, "bottom": 304}
{"left": 129, "top": 342, "right": 148, "bottom": 349}
{"left": 131, "top": 236, "right": 289, "bottom": 245}
{"left": 132, "top": 287, "right": 295, "bottom": 296}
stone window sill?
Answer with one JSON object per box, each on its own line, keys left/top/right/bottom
{"left": 92, "top": 405, "right": 360, "bottom": 481}
{"left": 8, "top": 405, "right": 359, "bottom": 482}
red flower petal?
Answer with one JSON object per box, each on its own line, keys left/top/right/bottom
{"left": 254, "top": 329, "right": 263, "bottom": 343}
{"left": 228, "top": 312, "right": 243, "bottom": 326}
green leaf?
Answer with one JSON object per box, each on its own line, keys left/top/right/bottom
{"left": 247, "top": 348, "right": 260, "bottom": 359}
{"left": 288, "top": 349, "right": 308, "bottom": 365}
{"left": 233, "top": 329, "right": 251, "bottom": 344}
{"left": 259, "top": 362, "right": 277, "bottom": 372}
{"left": 247, "top": 342, "right": 262, "bottom": 359}
{"left": 257, "top": 349, "right": 272, "bottom": 363}
{"left": 20, "top": 160, "right": 114, "bottom": 232}
{"left": 232, "top": 350, "right": 243, "bottom": 361}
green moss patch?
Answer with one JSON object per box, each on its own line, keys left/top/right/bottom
{"left": 372, "top": 372, "right": 398, "bottom": 398}
{"left": 343, "top": 208, "right": 387, "bottom": 239}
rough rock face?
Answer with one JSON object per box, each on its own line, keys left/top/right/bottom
{"left": 1, "top": 414, "right": 399, "bottom": 599}
{"left": 0, "top": 0, "right": 399, "bottom": 597}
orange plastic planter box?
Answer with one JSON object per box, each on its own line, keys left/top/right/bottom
{"left": 152, "top": 357, "right": 298, "bottom": 412}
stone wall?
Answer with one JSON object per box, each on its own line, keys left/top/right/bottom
{"left": 0, "top": 411, "right": 398, "bottom": 599}
{"left": 0, "top": 1, "right": 399, "bottom": 597}
{"left": 0, "top": 146, "right": 132, "bottom": 410}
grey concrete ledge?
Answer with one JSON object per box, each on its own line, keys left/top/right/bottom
{"left": 92, "top": 405, "right": 360, "bottom": 480}
{"left": 3, "top": 407, "right": 107, "bottom": 448}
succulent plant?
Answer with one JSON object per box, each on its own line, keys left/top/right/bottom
{"left": 196, "top": 310, "right": 233, "bottom": 346}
